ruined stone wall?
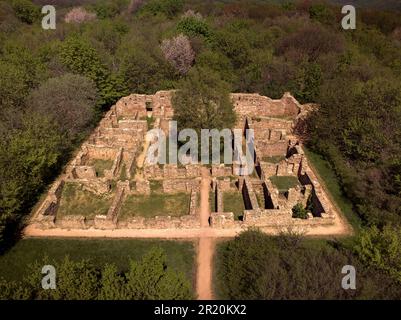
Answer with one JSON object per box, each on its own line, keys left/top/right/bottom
{"left": 136, "top": 180, "right": 150, "bottom": 194}
{"left": 152, "top": 90, "right": 174, "bottom": 118}
{"left": 211, "top": 165, "right": 232, "bottom": 177}
{"left": 242, "top": 209, "right": 335, "bottom": 227}
{"left": 143, "top": 164, "right": 202, "bottom": 180}
{"left": 104, "top": 147, "right": 123, "bottom": 179}
{"left": 85, "top": 145, "right": 119, "bottom": 161}
{"left": 189, "top": 189, "right": 198, "bottom": 215}
{"left": 250, "top": 118, "right": 293, "bottom": 133}
{"left": 231, "top": 92, "right": 301, "bottom": 119}
{"left": 242, "top": 177, "right": 259, "bottom": 210}
{"left": 115, "top": 94, "right": 147, "bottom": 118}
{"left": 259, "top": 154, "right": 303, "bottom": 178}
{"left": 263, "top": 179, "right": 279, "bottom": 209}
{"left": 256, "top": 140, "right": 288, "bottom": 157}
{"left": 119, "top": 215, "right": 200, "bottom": 229}
{"left": 35, "top": 180, "right": 64, "bottom": 218}
{"left": 106, "top": 181, "right": 128, "bottom": 223}
{"left": 210, "top": 212, "right": 236, "bottom": 228}
{"left": 71, "top": 166, "right": 97, "bottom": 179}
{"left": 56, "top": 216, "right": 87, "bottom": 229}
{"left": 162, "top": 179, "right": 200, "bottom": 193}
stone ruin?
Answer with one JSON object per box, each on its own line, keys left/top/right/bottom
{"left": 210, "top": 93, "right": 337, "bottom": 230}
{"left": 31, "top": 90, "right": 340, "bottom": 233}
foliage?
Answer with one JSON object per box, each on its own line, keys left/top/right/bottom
{"left": 59, "top": 36, "right": 127, "bottom": 108}
{"left": 29, "top": 74, "right": 98, "bottom": 141}
{"left": 354, "top": 226, "right": 401, "bottom": 282}
{"left": 172, "top": 66, "right": 236, "bottom": 133}
{"left": 10, "top": 0, "right": 40, "bottom": 24}
{"left": 0, "top": 247, "right": 192, "bottom": 300}
{"left": 140, "top": 0, "right": 184, "bottom": 18}
{"left": 177, "top": 16, "right": 215, "bottom": 43}
{"left": 292, "top": 203, "right": 308, "bottom": 219}
{"left": 215, "top": 230, "right": 401, "bottom": 299}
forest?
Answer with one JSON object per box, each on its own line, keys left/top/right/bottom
{"left": 0, "top": 0, "right": 400, "bottom": 299}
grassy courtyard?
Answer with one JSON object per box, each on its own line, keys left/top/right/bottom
{"left": 223, "top": 191, "right": 245, "bottom": 220}
{"left": 119, "top": 193, "right": 190, "bottom": 219}
{"left": 0, "top": 238, "right": 195, "bottom": 286}
{"left": 269, "top": 175, "right": 300, "bottom": 192}
{"left": 262, "top": 155, "right": 286, "bottom": 163}
{"left": 57, "top": 183, "right": 113, "bottom": 219}
{"left": 87, "top": 159, "right": 114, "bottom": 177}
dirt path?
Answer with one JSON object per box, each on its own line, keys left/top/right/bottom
{"left": 199, "top": 168, "right": 211, "bottom": 227}
{"left": 196, "top": 168, "right": 214, "bottom": 300}
{"left": 197, "top": 237, "right": 214, "bottom": 300}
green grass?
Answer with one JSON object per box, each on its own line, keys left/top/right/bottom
{"left": 147, "top": 116, "right": 155, "bottom": 129}
{"left": 0, "top": 238, "right": 195, "bottom": 285}
{"left": 119, "top": 193, "right": 190, "bottom": 219}
{"left": 88, "top": 159, "right": 114, "bottom": 177}
{"left": 223, "top": 192, "right": 245, "bottom": 220}
{"left": 255, "top": 192, "right": 265, "bottom": 209}
{"left": 269, "top": 175, "right": 300, "bottom": 192}
{"left": 57, "top": 183, "right": 113, "bottom": 219}
{"left": 210, "top": 191, "right": 216, "bottom": 212}
{"left": 149, "top": 179, "right": 163, "bottom": 193}
{"left": 262, "top": 155, "right": 286, "bottom": 163}
{"left": 119, "top": 163, "right": 127, "bottom": 181}
{"left": 303, "top": 148, "right": 361, "bottom": 231}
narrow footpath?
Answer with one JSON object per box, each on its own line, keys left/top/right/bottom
{"left": 196, "top": 168, "right": 214, "bottom": 300}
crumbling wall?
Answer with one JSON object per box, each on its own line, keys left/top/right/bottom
{"left": 72, "top": 166, "right": 97, "bottom": 179}
{"left": 189, "top": 189, "right": 198, "bottom": 215}
{"left": 115, "top": 94, "right": 147, "bottom": 118}
{"left": 143, "top": 164, "right": 202, "bottom": 180}
{"left": 210, "top": 212, "right": 235, "bottom": 228}
{"left": 211, "top": 165, "right": 232, "bottom": 177}
{"left": 162, "top": 179, "right": 200, "bottom": 193}
{"left": 231, "top": 92, "right": 301, "bottom": 119}
{"left": 263, "top": 179, "right": 279, "bottom": 209}
{"left": 259, "top": 154, "right": 303, "bottom": 178}
{"left": 119, "top": 214, "right": 200, "bottom": 229}
{"left": 105, "top": 147, "right": 123, "bottom": 179}
{"left": 242, "top": 177, "right": 259, "bottom": 210}
{"left": 242, "top": 208, "right": 335, "bottom": 228}
{"left": 56, "top": 215, "right": 87, "bottom": 229}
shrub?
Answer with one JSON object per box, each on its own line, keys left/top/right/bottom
{"left": 172, "top": 66, "right": 236, "bottom": 133}
{"left": 141, "top": 0, "right": 184, "bottom": 18}
{"left": 29, "top": 74, "right": 98, "bottom": 141}
{"left": 177, "top": 16, "right": 214, "bottom": 43}
{"left": 10, "top": 0, "right": 40, "bottom": 24}
{"left": 292, "top": 203, "right": 308, "bottom": 219}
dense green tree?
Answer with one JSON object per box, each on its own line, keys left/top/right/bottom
{"left": 60, "top": 36, "right": 127, "bottom": 108}
{"left": 29, "top": 74, "right": 98, "bottom": 141}
{"left": 98, "top": 264, "right": 126, "bottom": 300}
{"left": 0, "top": 114, "right": 65, "bottom": 246}
{"left": 354, "top": 226, "right": 401, "bottom": 283}
{"left": 10, "top": 0, "right": 39, "bottom": 24}
{"left": 172, "top": 66, "right": 236, "bottom": 133}
{"left": 140, "top": 0, "right": 184, "bottom": 18}
{"left": 0, "top": 248, "right": 192, "bottom": 300}
{"left": 216, "top": 230, "right": 401, "bottom": 299}
{"left": 177, "top": 16, "right": 215, "bottom": 43}
{"left": 126, "top": 247, "right": 192, "bottom": 299}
